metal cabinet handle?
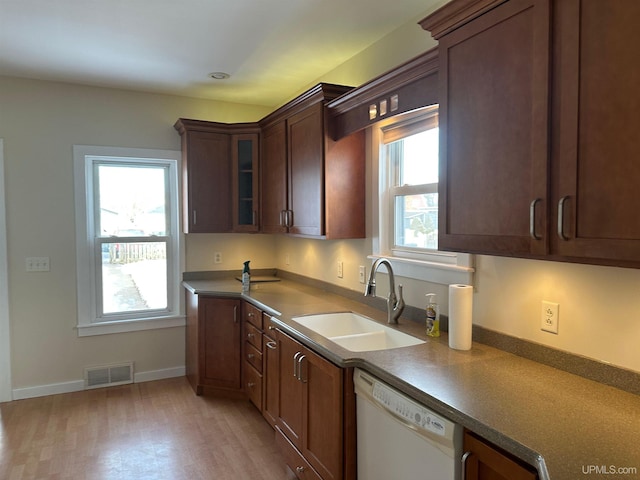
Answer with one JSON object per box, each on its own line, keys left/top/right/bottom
{"left": 247, "top": 333, "right": 254, "bottom": 340}
{"left": 296, "top": 466, "right": 305, "bottom": 474}
{"left": 247, "top": 312, "right": 254, "bottom": 318}
{"left": 268, "top": 325, "right": 276, "bottom": 331}
{"left": 293, "top": 352, "right": 302, "bottom": 379}
{"left": 280, "top": 210, "right": 286, "bottom": 227}
{"left": 557, "top": 195, "right": 570, "bottom": 241}
{"left": 247, "top": 353, "right": 255, "bottom": 360}
{"left": 247, "top": 382, "right": 256, "bottom": 389}
{"left": 266, "top": 341, "right": 277, "bottom": 350}
{"left": 529, "top": 198, "right": 541, "bottom": 240}
{"left": 252, "top": 210, "right": 257, "bottom": 226}
{"left": 193, "top": 210, "right": 197, "bottom": 225}
{"left": 461, "top": 451, "right": 472, "bottom": 480}
{"left": 233, "top": 306, "right": 238, "bottom": 323}
{"left": 287, "top": 210, "right": 294, "bottom": 227}
{"left": 297, "top": 354, "right": 306, "bottom": 383}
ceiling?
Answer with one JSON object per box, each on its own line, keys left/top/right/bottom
{"left": 0, "top": 0, "right": 443, "bottom": 108}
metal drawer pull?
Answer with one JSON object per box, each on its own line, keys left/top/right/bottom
{"left": 247, "top": 353, "right": 255, "bottom": 360}
{"left": 266, "top": 341, "right": 277, "bottom": 350}
{"left": 461, "top": 451, "right": 472, "bottom": 480}
{"left": 293, "top": 352, "right": 302, "bottom": 378}
{"left": 247, "top": 333, "right": 254, "bottom": 340}
{"left": 529, "top": 198, "right": 541, "bottom": 240}
{"left": 296, "top": 466, "right": 305, "bottom": 474}
{"left": 297, "top": 355, "right": 306, "bottom": 383}
{"left": 247, "top": 382, "right": 256, "bottom": 388}
{"left": 233, "top": 306, "right": 238, "bottom": 323}
{"left": 247, "top": 312, "right": 254, "bottom": 317}
{"left": 557, "top": 195, "right": 570, "bottom": 241}
{"left": 268, "top": 325, "right": 276, "bottom": 331}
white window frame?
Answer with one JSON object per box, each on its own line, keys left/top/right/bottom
{"left": 74, "top": 145, "right": 185, "bottom": 336}
{"left": 370, "top": 108, "right": 474, "bottom": 285}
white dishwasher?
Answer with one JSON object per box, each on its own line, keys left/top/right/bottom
{"left": 354, "top": 368, "right": 462, "bottom": 480}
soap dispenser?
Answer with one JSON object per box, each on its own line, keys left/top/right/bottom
{"left": 242, "top": 261, "right": 251, "bottom": 293}
{"left": 425, "top": 293, "right": 440, "bottom": 337}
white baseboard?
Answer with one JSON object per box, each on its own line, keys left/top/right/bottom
{"left": 134, "top": 366, "right": 186, "bottom": 383}
{"left": 11, "top": 365, "right": 186, "bottom": 401}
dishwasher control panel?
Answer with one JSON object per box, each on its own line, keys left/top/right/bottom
{"left": 372, "top": 381, "right": 447, "bottom": 436}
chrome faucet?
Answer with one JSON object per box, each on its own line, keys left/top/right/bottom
{"left": 364, "top": 258, "right": 405, "bottom": 324}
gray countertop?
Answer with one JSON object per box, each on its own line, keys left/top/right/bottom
{"left": 183, "top": 277, "right": 640, "bottom": 480}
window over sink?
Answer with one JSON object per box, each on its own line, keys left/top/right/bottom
{"left": 73, "top": 145, "right": 184, "bottom": 336}
{"left": 371, "top": 106, "right": 474, "bottom": 285}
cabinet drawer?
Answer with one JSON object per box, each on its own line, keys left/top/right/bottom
{"left": 244, "top": 362, "right": 263, "bottom": 410}
{"left": 245, "top": 322, "right": 262, "bottom": 351}
{"left": 245, "top": 341, "right": 263, "bottom": 373}
{"left": 264, "top": 314, "right": 277, "bottom": 340}
{"left": 244, "top": 303, "right": 263, "bottom": 329}
{"left": 275, "top": 426, "right": 322, "bottom": 480}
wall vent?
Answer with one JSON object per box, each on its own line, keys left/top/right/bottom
{"left": 84, "top": 362, "right": 134, "bottom": 389}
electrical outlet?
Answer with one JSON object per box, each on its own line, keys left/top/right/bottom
{"left": 26, "top": 257, "right": 50, "bottom": 272}
{"left": 285, "top": 254, "right": 290, "bottom": 266}
{"left": 337, "top": 261, "right": 343, "bottom": 278}
{"left": 359, "top": 266, "right": 366, "bottom": 284}
{"left": 541, "top": 301, "right": 559, "bottom": 334}
{"left": 214, "top": 252, "right": 222, "bottom": 264}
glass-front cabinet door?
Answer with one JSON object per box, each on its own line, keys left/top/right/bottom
{"left": 232, "top": 133, "right": 259, "bottom": 232}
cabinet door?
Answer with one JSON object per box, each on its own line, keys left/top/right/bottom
{"left": 301, "top": 347, "right": 343, "bottom": 480}
{"left": 552, "top": 0, "right": 640, "bottom": 263}
{"left": 263, "top": 333, "right": 279, "bottom": 427}
{"left": 201, "top": 297, "right": 241, "bottom": 390}
{"left": 288, "top": 104, "right": 324, "bottom": 236}
{"left": 232, "top": 133, "right": 259, "bottom": 232}
{"left": 261, "top": 120, "right": 288, "bottom": 233}
{"left": 183, "top": 130, "right": 231, "bottom": 233}
{"left": 463, "top": 431, "right": 537, "bottom": 480}
{"left": 276, "top": 329, "right": 305, "bottom": 449}
{"left": 437, "top": 0, "right": 550, "bottom": 256}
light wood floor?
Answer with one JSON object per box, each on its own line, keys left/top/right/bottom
{"left": 0, "top": 377, "right": 292, "bottom": 480}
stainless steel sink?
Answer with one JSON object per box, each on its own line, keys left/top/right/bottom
{"left": 292, "top": 312, "right": 425, "bottom": 352}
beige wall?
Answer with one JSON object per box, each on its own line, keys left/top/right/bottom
{"left": 0, "top": 76, "right": 272, "bottom": 391}
{"left": 2, "top": 6, "right": 639, "bottom": 395}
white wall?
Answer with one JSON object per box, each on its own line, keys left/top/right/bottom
{"left": 0, "top": 76, "right": 273, "bottom": 392}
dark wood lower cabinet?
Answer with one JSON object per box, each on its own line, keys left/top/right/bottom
{"left": 463, "top": 431, "right": 538, "bottom": 480}
{"left": 276, "top": 328, "right": 347, "bottom": 480}
{"left": 185, "top": 291, "right": 242, "bottom": 396}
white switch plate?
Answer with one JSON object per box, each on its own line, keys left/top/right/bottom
{"left": 359, "top": 266, "right": 366, "bottom": 284}
{"left": 541, "top": 301, "right": 559, "bottom": 334}
{"left": 337, "top": 261, "right": 343, "bottom": 278}
{"left": 26, "top": 257, "right": 50, "bottom": 272}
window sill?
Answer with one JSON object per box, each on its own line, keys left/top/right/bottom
{"left": 368, "top": 254, "right": 474, "bottom": 286}
{"left": 77, "top": 315, "right": 185, "bottom": 337}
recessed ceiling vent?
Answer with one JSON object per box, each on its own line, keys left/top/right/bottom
{"left": 84, "top": 362, "right": 134, "bottom": 389}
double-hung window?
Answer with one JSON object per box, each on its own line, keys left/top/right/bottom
{"left": 74, "top": 146, "right": 183, "bottom": 336}
{"left": 372, "top": 106, "right": 474, "bottom": 285}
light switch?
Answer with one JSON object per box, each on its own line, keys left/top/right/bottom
{"left": 26, "top": 257, "right": 50, "bottom": 272}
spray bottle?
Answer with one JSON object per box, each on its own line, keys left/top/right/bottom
{"left": 242, "top": 261, "right": 251, "bottom": 293}
{"left": 425, "top": 293, "right": 440, "bottom": 337}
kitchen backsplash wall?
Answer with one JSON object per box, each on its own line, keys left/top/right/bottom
{"left": 273, "top": 235, "right": 640, "bottom": 374}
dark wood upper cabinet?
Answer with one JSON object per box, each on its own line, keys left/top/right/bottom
{"left": 551, "top": 0, "right": 640, "bottom": 264}
{"left": 231, "top": 132, "right": 260, "bottom": 233}
{"left": 422, "top": 0, "right": 551, "bottom": 258}
{"left": 174, "top": 119, "right": 259, "bottom": 234}
{"left": 174, "top": 119, "right": 232, "bottom": 233}
{"left": 260, "top": 83, "right": 366, "bottom": 239}
{"left": 260, "top": 120, "right": 288, "bottom": 234}
{"left": 421, "top": 0, "right": 640, "bottom": 268}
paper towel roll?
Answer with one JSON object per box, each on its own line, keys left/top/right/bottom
{"left": 448, "top": 284, "right": 473, "bottom": 350}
